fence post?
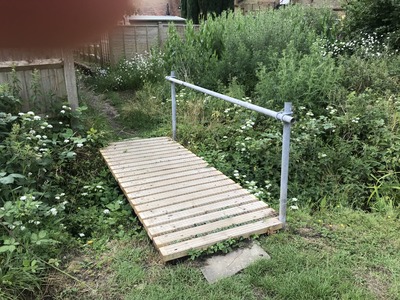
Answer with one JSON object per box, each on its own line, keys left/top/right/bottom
{"left": 279, "top": 102, "right": 292, "bottom": 226}
{"left": 171, "top": 71, "right": 177, "bottom": 141}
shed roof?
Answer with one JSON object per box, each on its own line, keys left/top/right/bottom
{"left": 128, "top": 15, "right": 186, "bottom": 22}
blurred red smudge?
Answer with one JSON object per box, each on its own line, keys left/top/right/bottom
{"left": 0, "top": 0, "right": 130, "bottom": 48}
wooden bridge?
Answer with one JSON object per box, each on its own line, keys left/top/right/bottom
{"left": 100, "top": 137, "right": 283, "bottom": 262}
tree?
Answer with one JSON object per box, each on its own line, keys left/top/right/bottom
{"left": 343, "top": 0, "right": 400, "bottom": 49}
{"left": 181, "top": 0, "right": 234, "bottom": 23}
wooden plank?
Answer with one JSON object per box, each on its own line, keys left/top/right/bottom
{"left": 0, "top": 59, "right": 63, "bottom": 72}
{"left": 101, "top": 141, "right": 177, "bottom": 155}
{"left": 124, "top": 173, "right": 230, "bottom": 195}
{"left": 102, "top": 137, "right": 170, "bottom": 148}
{"left": 102, "top": 144, "right": 185, "bottom": 159}
{"left": 159, "top": 218, "right": 283, "bottom": 261}
{"left": 121, "top": 168, "right": 218, "bottom": 190}
{"left": 108, "top": 153, "right": 201, "bottom": 172}
{"left": 104, "top": 148, "right": 190, "bottom": 164}
{"left": 153, "top": 209, "right": 274, "bottom": 247}
{"left": 143, "top": 195, "right": 260, "bottom": 227}
{"left": 139, "top": 190, "right": 253, "bottom": 219}
{"left": 120, "top": 166, "right": 218, "bottom": 188}
{"left": 133, "top": 184, "right": 245, "bottom": 213}
{"left": 147, "top": 202, "right": 269, "bottom": 237}
{"left": 111, "top": 159, "right": 208, "bottom": 179}
{"left": 128, "top": 178, "right": 238, "bottom": 204}
{"left": 116, "top": 162, "right": 211, "bottom": 182}
{"left": 22, "top": 70, "right": 32, "bottom": 110}
{"left": 62, "top": 50, "right": 79, "bottom": 111}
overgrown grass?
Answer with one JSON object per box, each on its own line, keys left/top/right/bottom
{"left": 47, "top": 208, "right": 400, "bottom": 300}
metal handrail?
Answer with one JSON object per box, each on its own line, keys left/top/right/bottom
{"left": 166, "top": 71, "right": 293, "bottom": 225}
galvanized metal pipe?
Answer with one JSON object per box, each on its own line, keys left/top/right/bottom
{"left": 165, "top": 76, "right": 294, "bottom": 124}
{"left": 166, "top": 73, "right": 293, "bottom": 227}
{"left": 170, "top": 71, "right": 177, "bottom": 141}
{"left": 279, "top": 102, "right": 292, "bottom": 226}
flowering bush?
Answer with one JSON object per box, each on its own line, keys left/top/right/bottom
{"left": 86, "top": 51, "right": 166, "bottom": 92}
{"left": 0, "top": 89, "right": 137, "bottom": 298}
{"left": 322, "top": 32, "right": 399, "bottom": 58}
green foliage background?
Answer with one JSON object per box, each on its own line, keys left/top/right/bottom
{"left": 95, "top": 5, "right": 400, "bottom": 212}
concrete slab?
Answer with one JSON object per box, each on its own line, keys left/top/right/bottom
{"left": 200, "top": 243, "right": 270, "bottom": 283}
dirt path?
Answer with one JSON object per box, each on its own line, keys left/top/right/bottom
{"left": 85, "top": 89, "right": 137, "bottom": 139}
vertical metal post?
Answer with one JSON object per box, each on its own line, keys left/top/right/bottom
{"left": 171, "top": 71, "right": 177, "bottom": 141}
{"left": 279, "top": 102, "right": 292, "bottom": 226}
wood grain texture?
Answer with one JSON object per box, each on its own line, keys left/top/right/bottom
{"left": 101, "top": 137, "right": 282, "bottom": 262}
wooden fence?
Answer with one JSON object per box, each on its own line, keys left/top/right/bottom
{"left": 75, "top": 35, "right": 111, "bottom": 66}
{"left": 0, "top": 49, "right": 78, "bottom": 113}
{"left": 76, "top": 23, "right": 192, "bottom": 66}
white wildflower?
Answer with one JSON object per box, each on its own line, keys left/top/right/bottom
{"left": 103, "top": 209, "right": 110, "bottom": 214}
{"left": 49, "top": 208, "right": 57, "bottom": 216}
{"left": 79, "top": 233, "right": 85, "bottom": 237}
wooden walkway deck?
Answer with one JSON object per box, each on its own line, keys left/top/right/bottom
{"left": 100, "top": 137, "right": 282, "bottom": 262}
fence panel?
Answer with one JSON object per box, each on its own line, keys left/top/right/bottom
{"left": 76, "top": 23, "right": 198, "bottom": 66}
{"left": 0, "top": 50, "right": 77, "bottom": 114}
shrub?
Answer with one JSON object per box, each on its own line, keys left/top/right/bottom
{"left": 255, "top": 40, "right": 345, "bottom": 112}
{"left": 163, "top": 6, "right": 339, "bottom": 92}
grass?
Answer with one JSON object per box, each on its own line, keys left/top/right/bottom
{"left": 47, "top": 207, "right": 400, "bottom": 300}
